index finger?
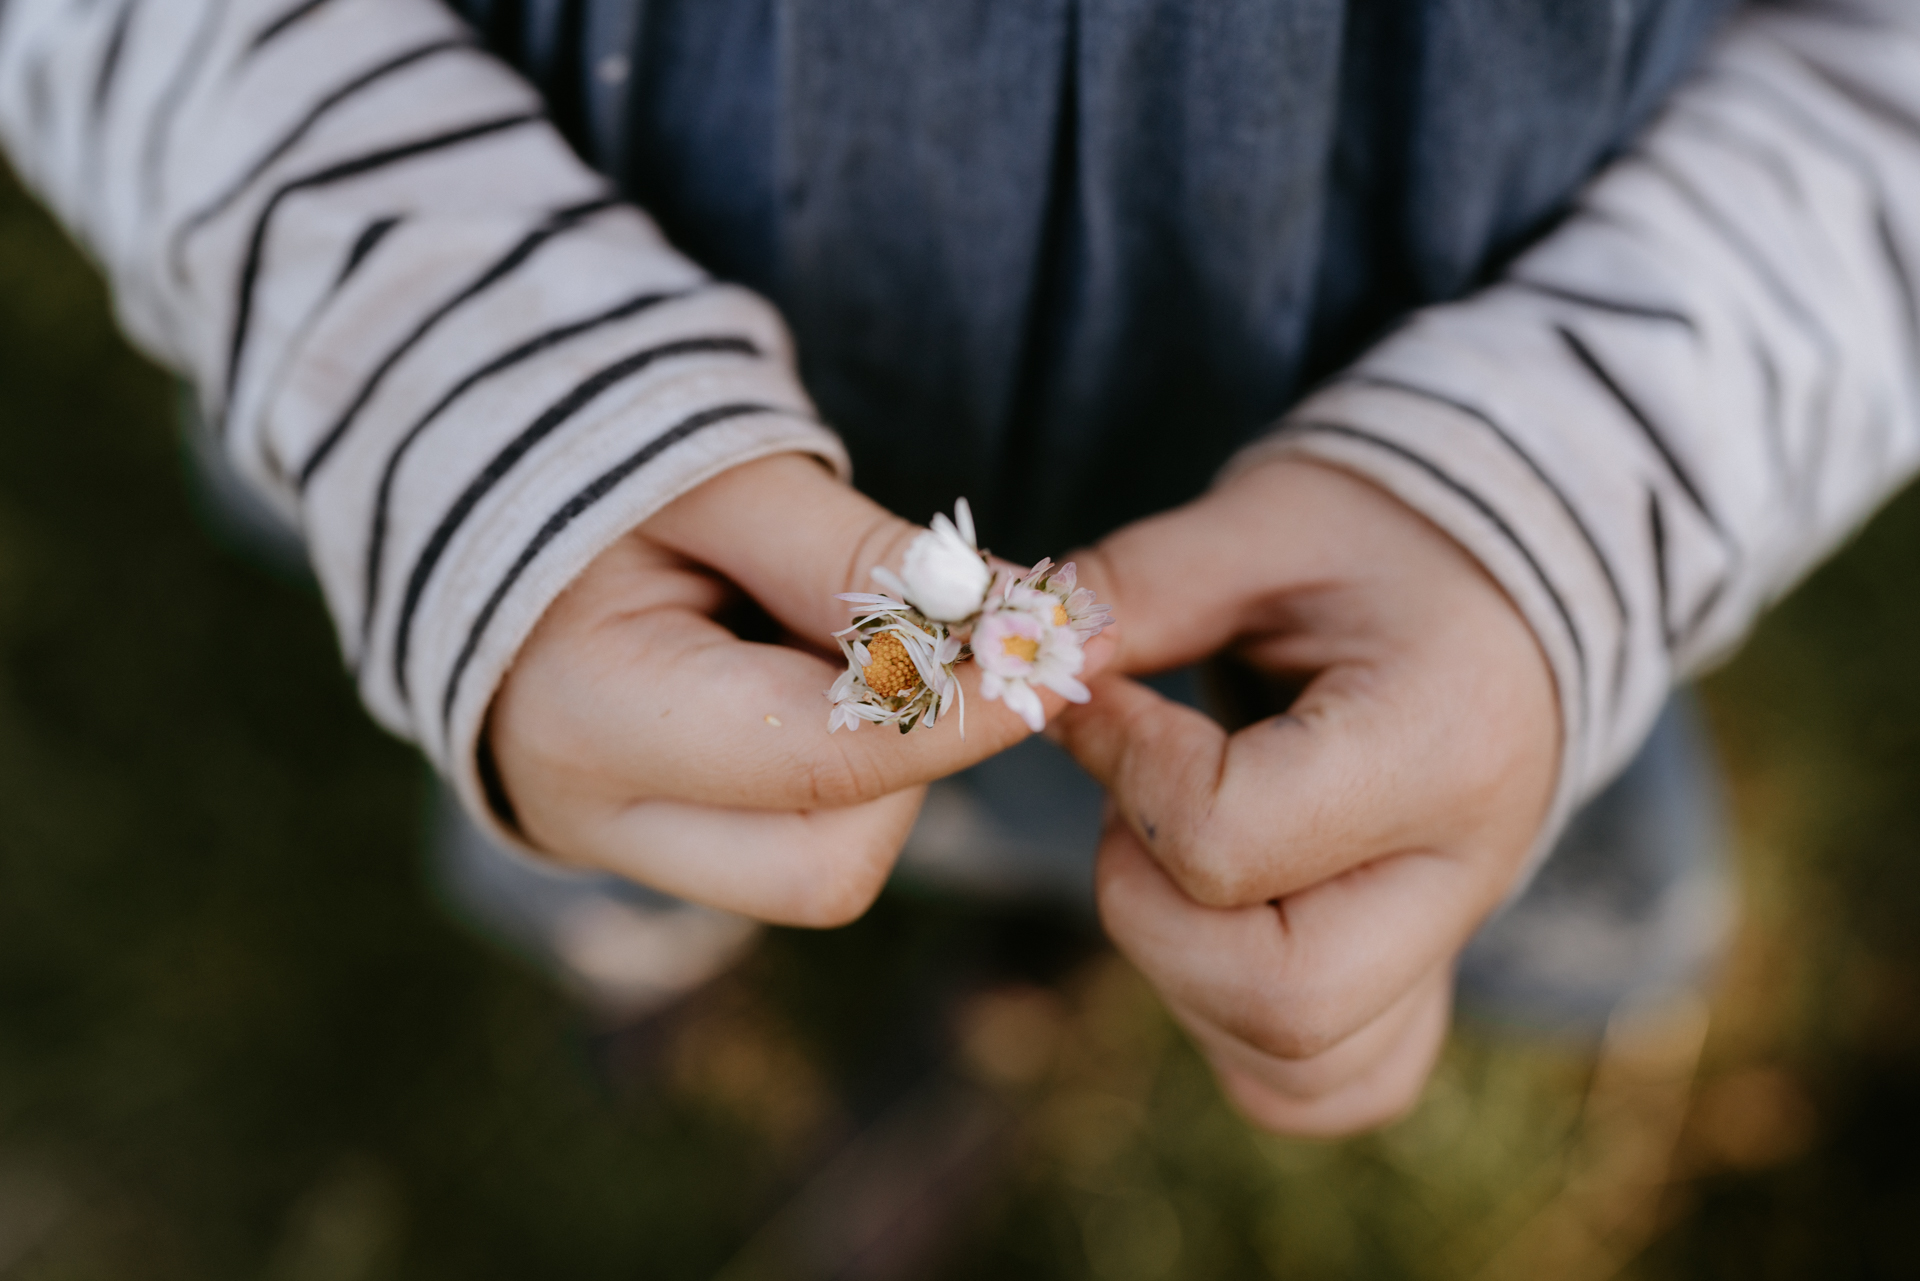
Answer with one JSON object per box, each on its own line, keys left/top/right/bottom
{"left": 556, "top": 604, "right": 1092, "bottom": 809}
{"left": 494, "top": 523, "right": 1120, "bottom": 810}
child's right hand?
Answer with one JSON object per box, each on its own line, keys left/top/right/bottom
{"left": 486, "top": 453, "right": 1094, "bottom": 926}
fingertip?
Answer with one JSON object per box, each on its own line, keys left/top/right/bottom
{"left": 1044, "top": 675, "right": 1135, "bottom": 786}
{"left": 1080, "top": 629, "right": 1121, "bottom": 679}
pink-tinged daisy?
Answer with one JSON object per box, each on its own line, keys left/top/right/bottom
{"left": 1014, "top": 559, "right": 1113, "bottom": 640}
{"left": 972, "top": 591, "right": 1091, "bottom": 732}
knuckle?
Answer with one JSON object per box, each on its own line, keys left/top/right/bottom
{"left": 1239, "top": 1083, "right": 1420, "bottom": 1139}
{"left": 799, "top": 748, "right": 885, "bottom": 809}
{"left": 1231, "top": 983, "right": 1354, "bottom": 1063}
{"left": 782, "top": 840, "right": 892, "bottom": 929}
{"left": 1160, "top": 817, "right": 1263, "bottom": 908}
{"left": 1248, "top": 1008, "right": 1345, "bottom": 1063}
{"left": 1214, "top": 1038, "right": 1433, "bottom": 1138}
{"left": 1311, "top": 1077, "right": 1427, "bottom": 1137}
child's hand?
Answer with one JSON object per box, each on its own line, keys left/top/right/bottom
{"left": 1053, "top": 459, "right": 1560, "bottom": 1134}
{"left": 488, "top": 454, "right": 1089, "bottom": 927}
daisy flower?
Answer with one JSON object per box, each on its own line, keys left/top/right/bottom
{"left": 872, "top": 498, "right": 993, "bottom": 622}
{"left": 822, "top": 499, "right": 1108, "bottom": 736}
{"left": 971, "top": 583, "right": 1092, "bottom": 732}
{"left": 827, "top": 611, "right": 963, "bottom": 734}
{"left": 1013, "top": 558, "right": 1113, "bottom": 641}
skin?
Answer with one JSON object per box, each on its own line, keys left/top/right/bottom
{"left": 490, "top": 453, "right": 1112, "bottom": 927}
{"left": 490, "top": 451, "right": 1559, "bottom": 1135}
{"left": 1053, "top": 458, "right": 1560, "bottom": 1134}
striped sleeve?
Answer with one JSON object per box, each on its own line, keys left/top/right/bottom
{"left": 0, "top": 0, "right": 848, "bottom": 838}
{"left": 1229, "top": 0, "right": 1920, "bottom": 864}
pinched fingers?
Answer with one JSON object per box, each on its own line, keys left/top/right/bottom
{"left": 496, "top": 602, "right": 1071, "bottom": 816}
{"left": 1055, "top": 461, "right": 1558, "bottom": 911}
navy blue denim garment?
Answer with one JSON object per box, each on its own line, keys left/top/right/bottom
{"left": 450, "top": 0, "right": 1735, "bottom": 561}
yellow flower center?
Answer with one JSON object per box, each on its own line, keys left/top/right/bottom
{"left": 1052, "top": 603, "right": 1069, "bottom": 626}
{"left": 864, "top": 632, "right": 920, "bottom": 699}
{"left": 1001, "top": 634, "right": 1041, "bottom": 663}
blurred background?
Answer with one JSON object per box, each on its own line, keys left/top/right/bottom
{"left": 1, "top": 149, "right": 1917, "bottom": 1280}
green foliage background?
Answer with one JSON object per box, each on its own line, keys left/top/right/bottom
{"left": 0, "top": 158, "right": 1916, "bottom": 1279}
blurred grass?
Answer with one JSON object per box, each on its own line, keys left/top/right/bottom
{"left": 1, "top": 151, "right": 1917, "bottom": 1280}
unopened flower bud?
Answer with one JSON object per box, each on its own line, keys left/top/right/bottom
{"left": 894, "top": 521, "right": 991, "bottom": 621}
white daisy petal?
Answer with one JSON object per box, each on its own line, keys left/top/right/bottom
{"left": 869, "top": 567, "right": 911, "bottom": 599}
{"left": 954, "top": 497, "right": 977, "bottom": 549}
{"left": 999, "top": 681, "right": 1046, "bottom": 733}
{"left": 1041, "top": 672, "right": 1091, "bottom": 703}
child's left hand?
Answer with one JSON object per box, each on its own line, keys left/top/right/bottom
{"left": 1052, "top": 458, "right": 1560, "bottom": 1135}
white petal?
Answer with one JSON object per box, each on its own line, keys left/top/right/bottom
{"left": 895, "top": 619, "right": 941, "bottom": 648}
{"left": 1040, "top": 672, "right": 1091, "bottom": 703}
{"left": 999, "top": 681, "right": 1046, "bottom": 732}
{"left": 870, "top": 567, "right": 911, "bottom": 599}
{"left": 954, "top": 497, "right": 977, "bottom": 548}
{"left": 903, "top": 640, "right": 942, "bottom": 690}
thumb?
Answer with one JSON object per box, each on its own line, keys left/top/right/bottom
{"left": 1063, "top": 494, "right": 1266, "bottom": 678}
{"left": 1069, "top": 460, "right": 1423, "bottom": 676}
{"left": 642, "top": 453, "right": 923, "bottom": 643}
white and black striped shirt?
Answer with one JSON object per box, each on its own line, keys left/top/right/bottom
{"left": 1244, "top": 0, "right": 1920, "bottom": 855}
{"left": 0, "top": 0, "right": 845, "bottom": 837}
{"left": 1, "top": 0, "right": 1916, "bottom": 855}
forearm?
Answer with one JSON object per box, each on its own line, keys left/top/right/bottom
{"left": 0, "top": 0, "right": 845, "bottom": 829}
{"left": 1232, "top": 0, "right": 1920, "bottom": 850}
